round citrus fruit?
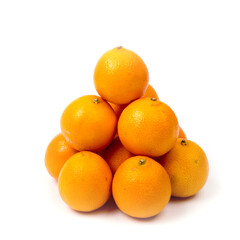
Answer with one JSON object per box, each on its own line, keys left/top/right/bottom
{"left": 108, "top": 84, "right": 158, "bottom": 119}
{"left": 94, "top": 46, "right": 149, "bottom": 104}
{"left": 101, "top": 137, "right": 134, "bottom": 174}
{"left": 108, "top": 102, "right": 127, "bottom": 119}
{"left": 112, "top": 156, "right": 171, "bottom": 218}
{"left": 158, "top": 138, "right": 209, "bottom": 197}
{"left": 45, "top": 133, "right": 78, "bottom": 180}
{"left": 61, "top": 95, "right": 117, "bottom": 151}
{"left": 178, "top": 126, "right": 187, "bottom": 138}
{"left": 118, "top": 97, "right": 179, "bottom": 157}
{"left": 142, "top": 84, "right": 159, "bottom": 99}
{"left": 58, "top": 151, "right": 112, "bottom": 212}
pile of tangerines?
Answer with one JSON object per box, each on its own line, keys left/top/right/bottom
{"left": 45, "top": 46, "right": 209, "bottom": 219}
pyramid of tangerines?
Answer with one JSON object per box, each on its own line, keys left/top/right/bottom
{"left": 45, "top": 46, "right": 209, "bottom": 219}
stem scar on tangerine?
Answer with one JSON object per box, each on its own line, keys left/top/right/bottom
{"left": 138, "top": 158, "right": 146, "bottom": 166}
{"left": 181, "top": 139, "right": 188, "bottom": 145}
{"left": 93, "top": 98, "right": 100, "bottom": 104}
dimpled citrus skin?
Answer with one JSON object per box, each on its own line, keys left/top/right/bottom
{"left": 178, "top": 126, "right": 187, "bottom": 138}
{"left": 58, "top": 151, "right": 112, "bottom": 212}
{"left": 112, "top": 156, "right": 171, "bottom": 218}
{"left": 118, "top": 98, "right": 179, "bottom": 157}
{"left": 101, "top": 137, "right": 134, "bottom": 174}
{"left": 45, "top": 133, "right": 78, "bottom": 180}
{"left": 94, "top": 46, "right": 149, "bottom": 104}
{"left": 61, "top": 95, "right": 117, "bottom": 152}
{"left": 158, "top": 139, "right": 209, "bottom": 198}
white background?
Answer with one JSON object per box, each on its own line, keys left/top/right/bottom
{"left": 0, "top": 0, "right": 240, "bottom": 239}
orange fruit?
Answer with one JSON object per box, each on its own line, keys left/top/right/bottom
{"left": 108, "top": 102, "right": 127, "bottom": 119}
{"left": 45, "top": 133, "right": 78, "bottom": 180}
{"left": 61, "top": 95, "right": 117, "bottom": 152}
{"left": 112, "top": 156, "right": 171, "bottom": 218}
{"left": 158, "top": 138, "right": 209, "bottom": 197}
{"left": 178, "top": 126, "right": 187, "bottom": 138}
{"left": 94, "top": 46, "right": 149, "bottom": 104}
{"left": 118, "top": 97, "right": 179, "bottom": 157}
{"left": 108, "top": 84, "right": 158, "bottom": 119}
{"left": 101, "top": 137, "right": 134, "bottom": 174}
{"left": 58, "top": 151, "right": 112, "bottom": 212}
{"left": 142, "top": 84, "right": 159, "bottom": 99}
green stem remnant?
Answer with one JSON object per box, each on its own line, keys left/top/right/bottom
{"left": 138, "top": 158, "right": 146, "bottom": 166}
{"left": 93, "top": 98, "right": 100, "bottom": 104}
{"left": 181, "top": 139, "right": 188, "bottom": 145}
{"left": 150, "top": 98, "right": 157, "bottom": 101}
